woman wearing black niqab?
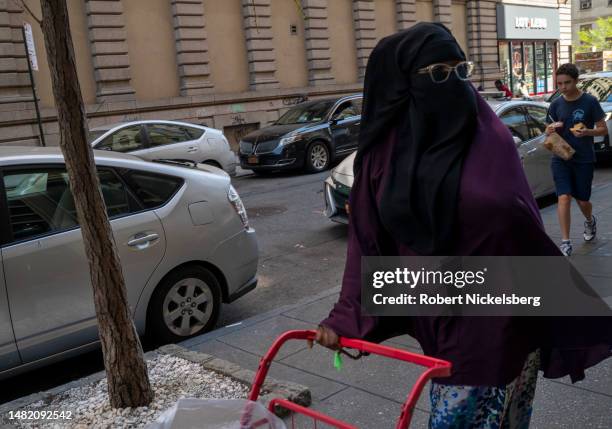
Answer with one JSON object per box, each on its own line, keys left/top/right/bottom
{"left": 313, "top": 23, "right": 612, "bottom": 428}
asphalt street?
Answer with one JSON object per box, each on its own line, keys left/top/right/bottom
{"left": 2, "top": 163, "right": 611, "bottom": 404}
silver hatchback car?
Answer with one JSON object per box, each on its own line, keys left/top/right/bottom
{"left": 0, "top": 147, "right": 257, "bottom": 379}
{"left": 89, "top": 120, "right": 237, "bottom": 176}
{"left": 324, "top": 100, "right": 556, "bottom": 224}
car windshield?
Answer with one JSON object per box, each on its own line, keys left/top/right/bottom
{"left": 578, "top": 77, "right": 612, "bottom": 102}
{"left": 275, "top": 101, "right": 334, "bottom": 125}
{"left": 88, "top": 130, "right": 107, "bottom": 143}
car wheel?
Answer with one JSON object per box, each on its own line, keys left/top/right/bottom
{"left": 305, "top": 141, "right": 330, "bottom": 173}
{"left": 148, "top": 266, "right": 221, "bottom": 345}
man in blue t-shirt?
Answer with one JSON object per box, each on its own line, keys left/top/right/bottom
{"left": 546, "top": 63, "right": 607, "bottom": 256}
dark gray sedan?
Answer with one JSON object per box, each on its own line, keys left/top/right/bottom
{"left": 239, "top": 95, "right": 362, "bottom": 174}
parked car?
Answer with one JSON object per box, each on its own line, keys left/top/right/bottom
{"left": 89, "top": 120, "right": 237, "bottom": 176}
{"left": 324, "top": 100, "right": 556, "bottom": 224}
{"left": 547, "top": 71, "right": 612, "bottom": 162}
{"left": 238, "top": 95, "right": 362, "bottom": 174}
{"left": 0, "top": 147, "right": 257, "bottom": 379}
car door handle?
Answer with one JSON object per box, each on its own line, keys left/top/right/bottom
{"left": 526, "top": 148, "right": 537, "bottom": 155}
{"left": 127, "top": 233, "right": 159, "bottom": 248}
{"left": 187, "top": 146, "right": 198, "bottom": 153}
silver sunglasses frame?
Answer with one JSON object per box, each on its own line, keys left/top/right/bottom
{"left": 416, "top": 61, "right": 475, "bottom": 83}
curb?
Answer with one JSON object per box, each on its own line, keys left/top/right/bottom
{"left": 157, "top": 344, "right": 311, "bottom": 417}
{"left": 0, "top": 345, "right": 310, "bottom": 425}
{"left": 0, "top": 350, "right": 158, "bottom": 427}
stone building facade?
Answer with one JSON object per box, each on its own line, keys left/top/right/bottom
{"left": 0, "top": 0, "right": 571, "bottom": 149}
{"left": 572, "top": 0, "right": 612, "bottom": 51}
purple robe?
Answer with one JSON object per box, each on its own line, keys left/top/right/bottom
{"left": 321, "top": 94, "right": 612, "bottom": 386}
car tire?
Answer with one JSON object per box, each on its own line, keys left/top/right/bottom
{"left": 305, "top": 141, "right": 331, "bottom": 173}
{"left": 147, "top": 265, "right": 221, "bottom": 345}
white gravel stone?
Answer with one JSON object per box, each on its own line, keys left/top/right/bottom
{"left": 9, "top": 354, "right": 249, "bottom": 429}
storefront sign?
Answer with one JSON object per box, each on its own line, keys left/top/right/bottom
{"left": 497, "top": 4, "right": 560, "bottom": 40}
{"left": 514, "top": 17, "right": 547, "bottom": 30}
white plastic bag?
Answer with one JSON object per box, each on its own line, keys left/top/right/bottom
{"left": 147, "top": 398, "right": 286, "bottom": 429}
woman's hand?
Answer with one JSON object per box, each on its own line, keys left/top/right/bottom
{"left": 307, "top": 325, "right": 340, "bottom": 350}
{"left": 545, "top": 123, "right": 557, "bottom": 135}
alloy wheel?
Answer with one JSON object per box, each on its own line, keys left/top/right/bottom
{"left": 162, "top": 278, "right": 214, "bottom": 337}
{"left": 310, "top": 144, "right": 329, "bottom": 170}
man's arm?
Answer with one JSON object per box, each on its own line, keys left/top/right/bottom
{"left": 588, "top": 119, "right": 608, "bottom": 137}
{"left": 588, "top": 99, "right": 608, "bottom": 137}
{"left": 573, "top": 98, "right": 608, "bottom": 138}
{"left": 573, "top": 119, "right": 608, "bottom": 138}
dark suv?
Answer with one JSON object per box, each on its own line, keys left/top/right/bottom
{"left": 238, "top": 95, "right": 362, "bottom": 174}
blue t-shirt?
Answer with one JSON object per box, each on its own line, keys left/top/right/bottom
{"left": 547, "top": 93, "right": 605, "bottom": 163}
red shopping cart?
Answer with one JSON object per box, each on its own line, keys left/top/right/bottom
{"left": 246, "top": 330, "right": 452, "bottom": 429}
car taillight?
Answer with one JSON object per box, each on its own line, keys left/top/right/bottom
{"left": 227, "top": 185, "right": 249, "bottom": 229}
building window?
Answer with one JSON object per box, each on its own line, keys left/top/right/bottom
{"left": 580, "top": 24, "right": 593, "bottom": 46}
{"left": 580, "top": 0, "right": 592, "bottom": 10}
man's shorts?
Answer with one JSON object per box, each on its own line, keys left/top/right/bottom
{"left": 550, "top": 158, "right": 594, "bottom": 201}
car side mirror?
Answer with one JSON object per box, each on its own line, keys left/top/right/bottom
{"left": 329, "top": 118, "right": 339, "bottom": 126}
{"left": 513, "top": 136, "right": 522, "bottom": 147}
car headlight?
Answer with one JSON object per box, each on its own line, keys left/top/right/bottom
{"left": 279, "top": 134, "right": 303, "bottom": 146}
{"left": 227, "top": 185, "right": 249, "bottom": 229}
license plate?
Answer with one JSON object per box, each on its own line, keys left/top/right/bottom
{"left": 248, "top": 155, "right": 258, "bottom": 164}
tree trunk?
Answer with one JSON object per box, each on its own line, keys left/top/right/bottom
{"left": 38, "top": 0, "right": 153, "bottom": 408}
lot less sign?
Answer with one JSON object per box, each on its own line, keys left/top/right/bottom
{"left": 497, "top": 4, "right": 560, "bottom": 40}
{"left": 515, "top": 17, "right": 547, "bottom": 30}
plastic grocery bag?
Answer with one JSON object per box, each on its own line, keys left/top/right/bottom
{"left": 543, "top": 133, "right": 575, "bottom": 161}
{"left": 147, "top": 398, "right": 286, "bottom": 429}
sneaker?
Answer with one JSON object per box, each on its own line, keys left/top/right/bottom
{"left": 584, "top": 215, "right": 597, "bottom": 242}
{"left": 560, "top": 240, "right": 572, "bottom": 257}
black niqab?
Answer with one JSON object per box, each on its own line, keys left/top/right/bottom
{"left": 354, "top": 23, "right": 478, "bottom": 255}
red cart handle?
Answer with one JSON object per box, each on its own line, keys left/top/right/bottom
{"left": 248, "top": 330, "right": 451, "bottom": 429}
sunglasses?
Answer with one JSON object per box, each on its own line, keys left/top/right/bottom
{"left": 416, "top": 61, "right": 474, "bottom": 83}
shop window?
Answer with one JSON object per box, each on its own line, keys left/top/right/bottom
{"left": 523, "top": 43, "right": 535, "bottom": 94}
{"left": 535, "top": 42, "right": 546, "bottom": 94}
{"left": 511, "top": 43, "right": 524, "bottom": 95}
{"left": 499, "top": 42, "right": 512, "bottom": 92}
{"left": 500, "top": 41, "right": 557, "bottom": 96}
{"left": 546, "top": 42, "right": 556, "bottom": 93}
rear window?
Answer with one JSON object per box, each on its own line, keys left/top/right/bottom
{"left": 578, "top": 77, "right": 612, "bottom": 102}
{"left": 184, "top": 126, "right": 204, "bottom": 140}
{"left": 119, "top": 170, "right": 184, "bottom": 209}
{"left": 549, "top": 77, "right": 612, "bottom": 103}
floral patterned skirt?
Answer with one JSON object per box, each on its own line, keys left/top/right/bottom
{"left": 429, "top": 350, "right": 540, "bottom": 429}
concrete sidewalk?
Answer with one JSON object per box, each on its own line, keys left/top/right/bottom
{"left": 182, "top": 182, "right": 612, "bottom": 428}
